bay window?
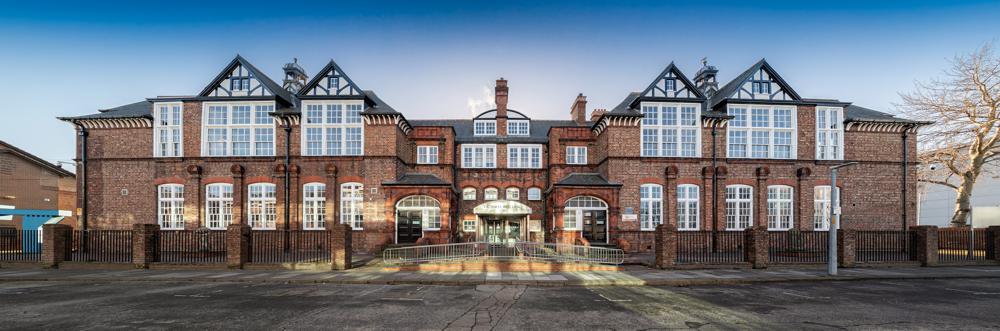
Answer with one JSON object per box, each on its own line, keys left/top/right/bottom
{"left": 301, "top": 101, "right": 364, "bottom": 156}
{"left": 202, "top": 102, "right": 275, "bottom": 157}
{"left": 727, "top": 104, "right": 796, "bottom": 159}
{"left": 640, "top": 102, "right": 701, "bottom": 157}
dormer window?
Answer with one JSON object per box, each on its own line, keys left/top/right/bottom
{"left": 474, "top": 120, "right": 496, "bottom": 136}
{"left": 507, "top": 120, "right": 529, "bottom": 135}
{"left": 664, "top": 78, "right": 676, "bottom": 91}
{"left": 327, "top": 77, "right": 340, "bottom": 90}
{"left": 230, "top": 77, "right": 250, "bottom": 91}
{"left": 752, "top": 81, "right": 771, "bottom": 94}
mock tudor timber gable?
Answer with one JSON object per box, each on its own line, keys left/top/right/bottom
{"left": 59, "top": 55, "right": 930, "bottom": 253}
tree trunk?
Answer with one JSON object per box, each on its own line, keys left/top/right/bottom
{"left": 950, "top": 173, "right": 977, "bottom": 227}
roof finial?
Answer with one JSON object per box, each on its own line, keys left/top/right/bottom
{"left": 701, "top": 57, "right": 708, "bottom": 67}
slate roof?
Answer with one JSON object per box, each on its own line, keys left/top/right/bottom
{"left": 474, "top": 109, "right": 530, "bottom": 119}
{"left": 0, "top": 140, "right": 75, "bottom": 177}
{"left": 382, "top": 173, "right": 450, "bottom": 186}
{"left": 409, "top": 119, "right": 587, "bottom": 143}
{"left": 360, "top": 90, "right": 400, "bottom": 115}
{"left": 844, "top": 105, "right": 930, "bottom": 124}
{"left": 607, "top": 92, "right": 643, "bottom": 116}
{"left": 553, "top": 173, "right": 621, "bottom": 187}
{"left": 58, "top": 101, "right": 153, "bottom": 120}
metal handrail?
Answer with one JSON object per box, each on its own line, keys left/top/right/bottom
{"left": 381, "top": 241, "right": 625, "bottom": 265}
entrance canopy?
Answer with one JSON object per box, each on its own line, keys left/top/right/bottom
{"left": 474, "top": 200, "right": 532, "bottom": 215}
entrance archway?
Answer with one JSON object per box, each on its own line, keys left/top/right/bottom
{"left": 564, "top": 196, "right": 608, "bottom": 243}
{"left": 395, "top": 195, "right": 441, "bottom": 244}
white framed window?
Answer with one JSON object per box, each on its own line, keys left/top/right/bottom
{"left": 417, "top": 146, "right": 439, "bottom": 164}
{"left": 527, "top": 187, "right": 542, "bottom": 201}
{"left": 752, "top": 81, "right": 771, "bottom": 95}
{"left": 813, "top": 186, "right": 839, "bottom": 231}
{"left": 303, "top": 183, "right": 326, "bottom": 230}
{"left": 639, "top": 184, "right": 663, "bottom": 231}
{"left": 507, "top": 144, "right": 542, "bottom": 168}
{"left": 563, "top": 196, "right": 607, "bottom": 230}
{"left": 484, "top": 188, "right": 498, "bottom": 201}
{"left": 507, "top": 120, "right": 530, "bottom": 135}
{"left": 463, "top": 187, "right": 477, "bottom": 201}
{"left": 767, "top": 185, "right": 793, "bottom": 230}
{"left": 248, "top": 183, "right": 276, "bottom": 230}
{"left": 640, "top": 102, "right": 701, "bottom": 157}
{"left": 677, "top": 184, "right": 699, "bottom": 230}
{"left": 205, "top": 183, "right": 233, "bottom": 230}
{"left": 473, "top": 120, "right": 496, "bottom": 136}
{"left": 463, "top": 219, "right": 477, "bottom": 232}
{"left": 461, "top": 144, "right": 497, "bottom": 168}
{"left": 566, "top": 146, "right": 587, "bottom": 165}
{"left": 727, "top": 104, "right": 796, "bottom": 159}
{"left": 816, "top": 107, "right": 844, "bottom": 160}
{"left": 506, "top": 187, "right": 520, "bottom": 200}
{"left": 201, "top": 102, "right": 275, "bottom": 157}
{"left": 341, "top": 183, "right": 364, "bottom": 230}
{"left": 301, "top": 101, "right": 364, "bottom": 156}
{"left": 665, "top": 78, "right": 676, "bottom": 91}
{"left": 157, "top": 184, "right": 184, "bottom": 230}
{"left": 397, "top": 195, "right": 441, "bottom": 230}
{"left": 725, "top": 185, "right": 753, "bottom": 230}
{"left": 153, "top": 102, "right": 183, "bottom": 157}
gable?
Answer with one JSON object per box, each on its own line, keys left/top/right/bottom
{"left": 199, "top": 59, "right": 276, "bottom": 98}
{"left": 640, "top": 63, "right": 705, "bottom": 100}
{"left": 722, "top": 60, "right": 801, "bottom": 103}
{"left": 299, "top": 60, "right": 363, "bottom": 97}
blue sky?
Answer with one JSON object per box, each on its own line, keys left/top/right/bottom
{"left": 1, "top": 0, "right": 998, "bottom": 165}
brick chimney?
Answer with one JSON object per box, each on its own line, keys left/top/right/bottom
{"left": 570, "top": 93, "right": 587, "bottom": 125}
{"left": 590, "top": 108, "right": 607, "bottom": 122}
{"left": 495, "top": 78, "right": 508, "bottom": 118}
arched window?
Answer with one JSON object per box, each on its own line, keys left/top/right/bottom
{"left": 527, "top": 187, "right": 542, "bottom": 201}
{"left": 248, "top": 183, "right": 277, "bottom": 230}
{"left": 767, "top": 185, "right": 793, "bottom": 230}
{"left": 563, "top": 196, "right": 607, "bottom": 230}
{"left": 484, "top": 187, "right": 499, "bottom": 201}
{"left": 205, "top": 183, "right": 233, "bottom": 230}
{"left": 341, "top": 183, "right": 364, "bottom": 230}
{"left": 157, "top": 184, "right": 184, "bottom": 230}
{"left": 462, "top": 187, "right": 477, "bottom": 201}
{"left": 639, "top": 184, "right": 663, "bottom": 231}
{"left": 506, "top": 187, "right": 520, "bottom": 200}
{"left": 303, "top": 183, "right": 326, "bottom": 230}
{"left": 397, "top": 195, "right": 442, "bottom": 229}
{"left": 725, "top": 185, "right": 753, "bottom": 230}
{"left": 813, "top": 186, "right": 839, "bottom": 231}
{"left": 677, "top": 184, "right": 699, "bottom": 230}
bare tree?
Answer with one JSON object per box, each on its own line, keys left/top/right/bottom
{"left": 902, "top": 43, "right": 1000, "bottom": 227}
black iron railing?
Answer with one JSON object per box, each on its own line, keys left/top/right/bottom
{"left": 938, "top": 228, "right": 991, "bottom": 262}
{"left": 856, "top": 230, "right": 913, "bottom": 263}
{"left": 250, "top": 230, "right": 331, "bottom": 264}
{"left": 159, "top": 230, "right": 227, "bottom": 264}
{"left": 768, "top": 231, "right": 828, "bottom": 264}
{"left": 70, "top": 230, "right": 132, "bottom": 263}
{"left": 0, "top": 229, "right": 41, "bottom": 261}
{"left": 676, "top": 231, "right": 746, "bottom": 265}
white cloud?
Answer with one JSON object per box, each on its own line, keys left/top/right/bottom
{"left": 466, "top": 85, "right": 495, "bottom": 116}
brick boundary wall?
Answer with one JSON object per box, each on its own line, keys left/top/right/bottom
{"left": 41, "top": 224, "right": 71, "bottom": 268}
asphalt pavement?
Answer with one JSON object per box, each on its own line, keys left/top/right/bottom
{"left": 1, "top": 278, "right": 999, "bottom": 330}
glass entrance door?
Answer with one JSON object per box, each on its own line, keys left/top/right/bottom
{"left": 396, "top": 210, "right": 423, "bottom": 244}
{"left": 483, "top": 218, "right": 524, "bottom": 244}
{"left": 582, "top": 210, "right": 607, "bottom": 243}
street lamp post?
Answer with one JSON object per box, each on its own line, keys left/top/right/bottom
{"left": 829, "top": 162, "right": 858, "bottom": 276}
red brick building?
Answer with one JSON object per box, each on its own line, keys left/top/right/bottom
{"left": 59, "top": 56, "right": 928, "bottom": 253}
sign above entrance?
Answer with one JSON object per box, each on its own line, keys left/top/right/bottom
{"left": 474, "top": 200, "right": 532, "bottom": 215}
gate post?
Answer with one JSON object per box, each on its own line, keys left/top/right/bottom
{"left": 988, "top": 226, "right": 1000, "bottom": 261}
{"left": 910, "top": 225, "right": 938, "bottom": 267}
{"left": 745, "top": 226, "right": 768, "bottom": 269}
{"left": 837, "top": 229, "right": 856, "bottom": 268}
{"left": 132, "top": 223, "right": 160, "bottom": 269}
{"left": 330, "top": 224, "right": 353, "bottom": 270}
{"left": 41, "top": 224, "right": 71, "bottom": 268}
{"left": 654, "top": 224, "right": 677, "bottom": 269}
{"left": 227, "top": 223, "right": 251, "bottom": 269}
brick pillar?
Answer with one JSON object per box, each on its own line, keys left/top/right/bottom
{"left": 838, "top": 229, "right": 856, "bottom": 268}
{"left": 331, "top": 224, "right": 353, "bottom": 270}
{"left": 132, "top": 223, "right": 160, "bottom": 268}
{"left": 231, "top": 165, "right": 245, "bottom": 225}
{"left": 654, "top": 223, "right": 677, "bottom": 269}
{"left": 664, "top": 166, "right": 677, "bottom": 228}
{"left": 186, "top": 165, "right": 202, "bottom": 228}
{"left": 754, "top": 167, "right": 769, "bottom": 229}
{"left": 41, "top": 224, "right": 72, "bottom": 268}
{"left": 744, "top": 226, "right": 768, "bottom": 269}
{"left": 910, "top": 225, "right": 938, "bottom": 267}
{"left": 988, "top": 226, "right": 1000, "bottom": 261}
{"left": 325, "top": 164, "right": 338, "bottom": 230}
{"left": 226, "top": 223, "right": 251, "bottom": 269}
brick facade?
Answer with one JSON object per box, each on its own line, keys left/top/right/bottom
{"left": 62, "top": 56, "right": 926, "bottom": 254}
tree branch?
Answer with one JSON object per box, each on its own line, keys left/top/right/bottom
{"left": 918, "top": 178, "right": 959, "bottom": 190}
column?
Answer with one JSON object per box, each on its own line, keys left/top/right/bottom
{"left": 230, "top": 165, "right": 245, "bottom": 225}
